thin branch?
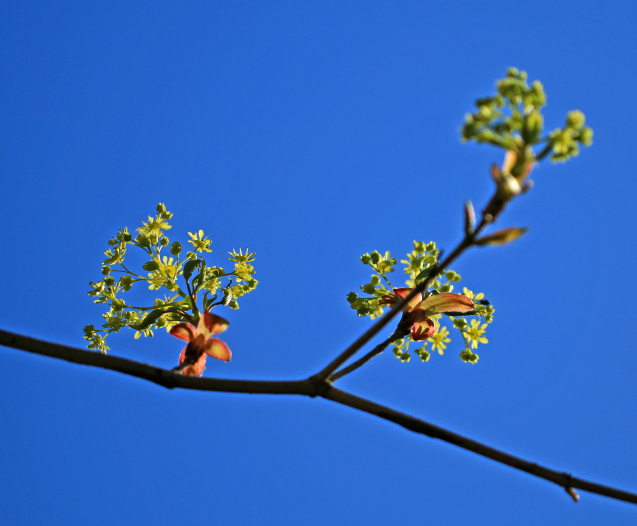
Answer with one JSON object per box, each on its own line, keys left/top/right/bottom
{"left": 1, "top": 328, "right": 636, "bottom": 505}
{"left": 0, "top": 329, "right": 317, "bottom": 396}
{"left": 330, "top": 328, "right": 407, "bottom": 382}
{"left": 320, "top": 386, "right": 637, "bottom": 505}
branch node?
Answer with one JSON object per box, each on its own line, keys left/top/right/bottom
{"left": 307, "top": 374, "right": 332, "bottom": 398}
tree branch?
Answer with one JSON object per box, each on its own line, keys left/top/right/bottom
{"left": 2, "top": 327, "right": 636, "bottom": 505}
{"left": 320, "top": 386, "right": 637, "bottom": 505}
{"left": 0, "top": 329, "right": 317, "bottom": 396}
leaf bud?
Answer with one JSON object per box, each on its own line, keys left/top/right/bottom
{"left": 496, "top": 172, "right": 522, "bottom": 200}
{"left": 170, "top": 242, "right": 182, "bottom": 256}
{"left": 464, "top": 200, "right": 476, "bottom": 236}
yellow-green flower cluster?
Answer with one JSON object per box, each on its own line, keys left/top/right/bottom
{"left": 462, "top": 67, "right": 592, "bottom": 165}
{"left": 348, "top": 240, "right": 495, "bottom": 364}
{"left": 83, "top": 204, "right": 259, "bottom": 353}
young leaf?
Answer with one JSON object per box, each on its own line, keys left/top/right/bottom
{"left": 475, "top": 227, "right": 528, "bottom": 246}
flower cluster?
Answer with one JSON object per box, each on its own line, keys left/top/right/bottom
{"left": 83, "top": 204, "right": 258, "bottom": 377}
{"left": 462, "top": 67, "right": 592, "bottom": 166}
{"left": 347, "top": 241, "right": 495, "bottom": 364}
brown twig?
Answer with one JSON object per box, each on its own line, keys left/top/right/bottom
{"left": 329, "top": 328, "right": 407, "bottom": 382}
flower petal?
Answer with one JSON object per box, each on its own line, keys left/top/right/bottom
{"left": 179, "top": 346, "right": 207, "bottom": 377}
{"left": 412, "top": 319, "right": 435, "bottom": 341}
{"left": 198, "top": 312, "right": 230, "bottom": 337}
{"left": 417, "top": 293, "right": 474, "bottom": 316}
{"left": 379, "top": 288, "right": 423, "bottom": 312}
{"left": 170, "top": 323, "right": 196, "bottom": 342}
{"left": 204, "top": 338, "right": 232, "bottom": 362}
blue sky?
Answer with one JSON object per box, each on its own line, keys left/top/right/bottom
{"left": 1, "top": 1, "right": 636, "bottom": 524}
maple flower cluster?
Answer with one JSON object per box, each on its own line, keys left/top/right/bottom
{"left": 347, "top": 241, "right": 495, "bottom": 363}
{"left": 84, "top": 203, "right": 258, "bottom": 377}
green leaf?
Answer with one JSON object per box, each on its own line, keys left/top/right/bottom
{"left": 132, "top": 309, "right": 165, "bottom": 331}
{"left": 475, "top": 227, "right": 528, "bottom": 247}
{"left": 183, "top": 259, "right": 201, "bottom": 280}
{"left": 414, "top": 265, "right": 436, "bottom": 284}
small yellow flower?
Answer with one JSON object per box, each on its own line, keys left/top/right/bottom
{"left": 159, "top": 256, "right": 178, "bottom": 280}
{"left": 138, "top": 216, "right": 172, "bottom": 236}
{"left": 188, "top": 230, "right": 212, "bottom": 253}
{"left": 465, "top": 319, "right": 488, "bottom": 349}
{"left": 430, "top": 326, "right": 451, "bottom": 355}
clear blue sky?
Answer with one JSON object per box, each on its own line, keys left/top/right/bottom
{"left": 1, "top": 1, "right": 636, "bottom": 524}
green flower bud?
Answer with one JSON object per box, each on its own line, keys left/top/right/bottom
{"left": 104, "top": 276, "right": 115, "bottom": 286}
{"left": 566, "top": 110, "right": 585, "bottom": 130}
{"left": 143, "top": 260, "right": 160, "bottom": 272}
{"left": 136, "top": 234, "right": 151, "bottom": 248}
{"left": 360, "top": 254, "right": 372, "bottom": 264}
{"left": 580, "top": 127, "right": 593, "bottom": 146}
{"left": 361, "top": 283, "right": 376, "bottom": 294}
{"left": 170, "top": 242, "right": 182, "bottom": 256}
{"left": 122, "top": 232, "right": 132, "bottom": 242}
{"left": 120, "top": 275, "right": 134, "bottom": 291}
{"left": 370, "top": 275, "right": 381, "bottom": 286}
{"left": 460, "top": 350, "right": 479, "bottom": 364}
{"left": 522, "top": 110, "right": 543, "bottom": 144}
{"left": 370, "top": 251, "right": 381, "bottom": 264}
{"left": 346, "top": 292, "right": 358, "bottom": 303}
{"left": 160, "top": 236, "right": 169, "bottom": 247}
{"left": 102, "top": 266, "right": 111, "bottom": 276}
{"left": 228, "top": 300, "right": 239, "bottom": 310}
